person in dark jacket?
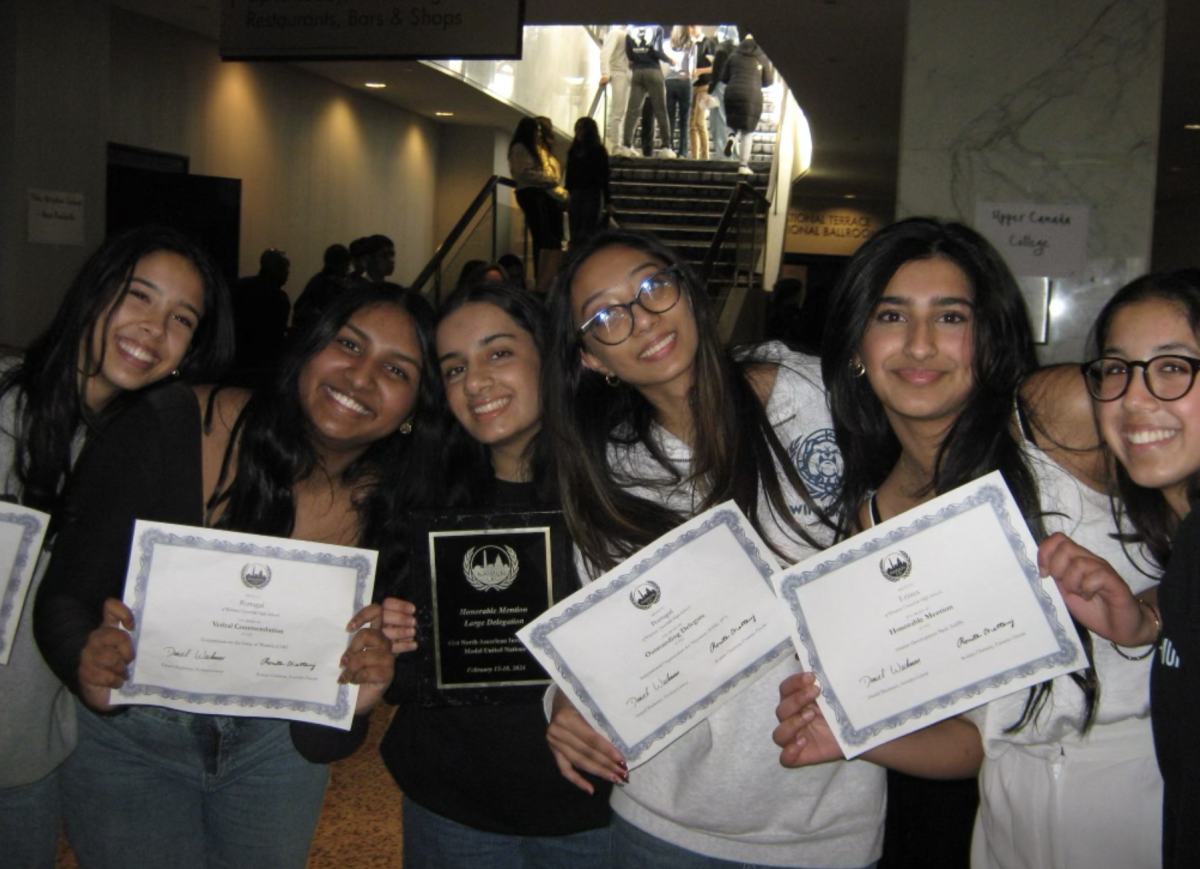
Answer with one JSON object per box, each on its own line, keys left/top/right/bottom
{"left": 619, "top": 24, "right": 675, "bottom": 158}
{"left": 566, "top": 117, "right": 612, "bottom": 248}
{"left": 721, "top": 35, "right": 775, "bottom": 175}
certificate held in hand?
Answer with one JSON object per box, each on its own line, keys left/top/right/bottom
{"left": 518, "top": 504, "right": 794, "bottom": 768}
{"left": 116, "top": 520, "right": 377, "bottom": 729}
{"left": 773, "top": 472, "right": 1087, "bottom": 758}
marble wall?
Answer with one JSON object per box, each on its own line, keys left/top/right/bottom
{"left": 899, "top": 0, "right": 1165, "bottom": 364}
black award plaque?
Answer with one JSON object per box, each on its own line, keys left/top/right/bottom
{"left": 408, "top": 508, "right": 568, "bottom": 706}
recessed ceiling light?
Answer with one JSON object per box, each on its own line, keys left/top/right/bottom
{"left": 365, "top": 82, "right": 387, "bottom": 89}
{"left": 844, "top": 194, "right": 857, "bottom": 199}
{"left": 435, "top": 112, "right": 454, "bottom": 117}
{"left": 1185, "top": 123, "right": 1200, "bottom": 131}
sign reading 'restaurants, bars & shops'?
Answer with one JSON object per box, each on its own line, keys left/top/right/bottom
{"left": 220, "top": 0, "right": 525, "bottom": 61}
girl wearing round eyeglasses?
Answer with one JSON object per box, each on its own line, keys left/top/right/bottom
{"left": 542, "top": 230, "right": 886, "bottom": 868}
{"left": 1039, "top": 270, "right": 1200, "bottom": 869}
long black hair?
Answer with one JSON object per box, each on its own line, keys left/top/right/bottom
{"left": 1090, "top": 269, "right": 1200, "bottom": 570}
{"left": 510, "top": 117, "right": 542, "bottom": 162}
{"left": 434, "top": 281, "right": 555, "bottom": 506}
{"left": 207, "top": 283, "right": 438, "bottom": 553}
{"left": 822, "top": 216, "right": 1095, "bottom": 730}
{"left": 0, "top": 225, "right": 234, "bottom": 512}
{"left": 544, "top": 229, "right": 831, "bottom": 573}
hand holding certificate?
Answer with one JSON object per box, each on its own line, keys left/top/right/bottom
{"left": 772, "top": 472, "right": 1087, "bottom": 759}
{"left": 115, "top": 520, "right": 379, "bottom": 729}
{"left": 519, "top": 504, "right": 793, "bottom": 768}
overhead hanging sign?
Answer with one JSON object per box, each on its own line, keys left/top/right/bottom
{"left": 974, "top": 202, "right": 1089, "bottom": 278}
{"left": 220, "top": 0, "right": 525, "bottom": 61}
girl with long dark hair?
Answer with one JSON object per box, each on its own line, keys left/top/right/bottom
{"left": 509, "top": 116, "right": 566, "bottom": 291}
{"left": 0, "top": 225, "right": 233, "bottom": 869}
{"left": 1038, "top": 270, "right": 1200, "bottom": 869}
{"left": 381, "top": 282, "right": 611, "bottom": 868}
{"left": 566, "top": 116, "right": 611, "bottom": 250}
{"left": 773, "top": 218, "right": 1161, "bottom": 869}
{"left": 542, "top": 230, "right": 886, "bottom": 868}
{"left": 33, "top": 283, "right": 431, "bottom": 868}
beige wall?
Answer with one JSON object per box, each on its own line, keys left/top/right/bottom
{"left": 0, "top": 0, "right": 111, "bottom": 347}
{"left": 0, "top": 0, "right": 441, "bottom": 348}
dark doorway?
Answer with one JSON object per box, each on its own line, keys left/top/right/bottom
{"left": 106, "top": 144, "right": 241, "bottom": 286}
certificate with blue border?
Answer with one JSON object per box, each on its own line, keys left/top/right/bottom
{"left": 116, "top": 520, "right": 377, "bottom": 729}
{"left": 773, "top": 472, "right": 1086, "bottom": 758}
{"left": 0, "top": 502, "right": 49, "bottom": 666}
{"left": 518, "top": 504, "right": 793, "bottom": 768}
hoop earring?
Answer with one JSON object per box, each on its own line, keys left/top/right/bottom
{"left": 399, "top": 421, "right": 413, "bottom": 435}
{"left": 171, "top": 369, "right": 180, "bottom": 378}
{"left": 850, "top": 360, "right": 866, "bottom": 378}
{"left": 605, "top": 373, "right": 620, "bottom": 387}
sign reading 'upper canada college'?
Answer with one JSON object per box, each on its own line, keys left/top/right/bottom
{"left": 220, "top": 0, "right": 525, "bottom": 61}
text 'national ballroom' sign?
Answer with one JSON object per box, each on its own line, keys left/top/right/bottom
{"left": 220, "top": 0, "right": 525, "bottom": 61}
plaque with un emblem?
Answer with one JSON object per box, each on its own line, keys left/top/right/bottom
{"left": 407, "top": 509, "right": 568, "bottom": 706}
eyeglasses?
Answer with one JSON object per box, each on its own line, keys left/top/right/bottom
{"left": 576, "top": 267, "right": 683, "bottom": 345}
{"left": 1081, "top": 355, "right": 1200, "bottom": 402}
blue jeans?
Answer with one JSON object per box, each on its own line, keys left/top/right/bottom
{"left": 709, "top": 82, "right": 730, "bottom": 156}
{"left": 62, "top": 702, "right": 329, "bottom": 869}
{"left": 403, "top": 795, "right": 612, "bottom": 869}
{"left": 0, "top": 767, "right": 63, "bottom": 869}
{"left": 611, "top": 814, "right": 877, "bottom": 869}
{"left": 665, "top": 77, "right": 692, "bottom": 157}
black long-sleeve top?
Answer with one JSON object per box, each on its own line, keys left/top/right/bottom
{"left": 33, "top": 383, "right": 368, "bottom": 762}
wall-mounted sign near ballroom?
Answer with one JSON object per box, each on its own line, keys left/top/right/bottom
{"left": 220, "top": 0, "right": 525, "bottom": 61}
{"left": 785, "top": 199, "right": 892, "bottom": 257}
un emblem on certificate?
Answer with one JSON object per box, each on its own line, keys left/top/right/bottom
{"left": 630, "top": 581, "right": 662, "bottom": 610}
{"left": 241, "top": 563, "right": 272, "bottom": 589}
{"left": 879, "top": 551, "right": 912, "bottom": 582}
{"left": 463, "top": 545, "right": 519, "bottom": 592}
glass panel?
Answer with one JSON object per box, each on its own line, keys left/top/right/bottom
{"left": 427, "top": 25, "right": 602, "bottom": 137}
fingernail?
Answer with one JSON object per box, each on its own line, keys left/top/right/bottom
{"left": 340, "top": 656, "right": 349, "bottom": 667}
{"left": 338, "top": 673, "right": 348, "bottom": 684}
{"left": 617, "top": 760, "right": 628, "bottom": 770}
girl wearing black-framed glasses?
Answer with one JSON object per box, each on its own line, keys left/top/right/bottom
{"left": 1042, "top": 269, "right": 1200, "bottom": 869}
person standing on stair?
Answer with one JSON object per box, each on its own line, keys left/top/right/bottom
{"left": 599, "top": 25, "right": 631, "bottom": 152}
{"left": 689, "top": 26, "right": 718, "bottom": 161}
{"left": 663, "top": 27, "right": 695, "bottom": 159}
{"left": 620, "top": 25, "right": 675, "bottom": 159}
{"left": 721, "top": 34, "right": 774, "bottom": 176}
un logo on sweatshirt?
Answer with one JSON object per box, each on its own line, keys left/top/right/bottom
{"left": 788, "top": 428, "right": 843, "bottom": 504}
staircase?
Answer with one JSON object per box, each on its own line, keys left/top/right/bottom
{"left": 609, "top": 157, "right": 770, "bottom": 303}
{"left": 610, "top": 92, "right": 779, "bottom": 304}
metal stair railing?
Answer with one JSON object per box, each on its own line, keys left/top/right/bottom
{"left": 701, "top": 180, "right": 771, "bottom": 291}
{"left": 410, "top": 175, "right": 519, "bottom": 304}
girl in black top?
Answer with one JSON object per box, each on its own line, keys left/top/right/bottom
{"left": 1039, "top": 270, "right": 1200, "bottom": 869}
{"left": 381, "top": 282, "right": 611, "bottom": 869}
{"left": 34, "top": 284, "right": 433, "bottom": 869}
{"left": 566, "top": 117, "right": 611, "bottom": 250}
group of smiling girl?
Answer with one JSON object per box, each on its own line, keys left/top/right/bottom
{"left": 0, "top": 218, "right": 1193, "bottom": 869}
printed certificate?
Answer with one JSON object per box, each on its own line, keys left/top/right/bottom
{"left": 773, "top": 472, "right": 1087, "bottom": 758}
{"left": 116, "top": 520, "right": 377, "bottom": 729}
{"left": 0, "top": 502, "right": 50, "bottom": 666}
{"left": 519, "top": 504, "right": 792, "bottom": 768}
